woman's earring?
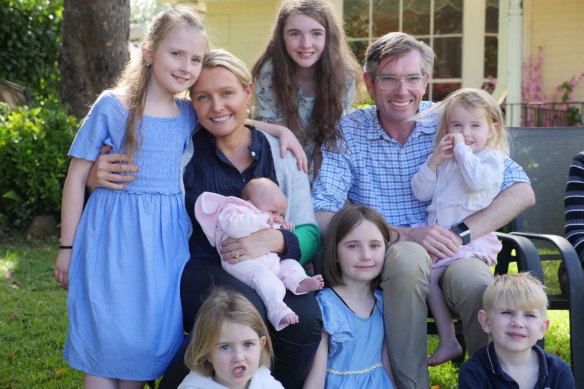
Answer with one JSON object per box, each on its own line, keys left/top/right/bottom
{"left": 145, "top": 62, "right": 151, "bottom": 68}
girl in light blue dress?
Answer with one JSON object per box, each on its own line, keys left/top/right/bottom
{"left": 53, "top": 7, "right": 208, "bottom": 387}
{"left": 304, "top": 205, "right": 398, "bottom": 388}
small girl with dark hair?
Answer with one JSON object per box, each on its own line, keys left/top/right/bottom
{"left": 251, "top": 0, "right": 361, "bottom": 181}
{"left": 179, "top": 288, "right": 284, "bottom": 389}
{"left": 304, "top": 204, "right": 398, "bottom": 388}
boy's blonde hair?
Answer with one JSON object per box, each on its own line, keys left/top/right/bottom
{"left": 482, "top": 273, "right": 549, "bottom": 317}
{"left": 433, "top": 88, "right": 509, "bottom": 156}
{"left": 183, "top": 288, "right": 273, "bottom": 376}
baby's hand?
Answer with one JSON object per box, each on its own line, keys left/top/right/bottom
{"left": 281, "top": 220, "right": 295, "bottom": 231}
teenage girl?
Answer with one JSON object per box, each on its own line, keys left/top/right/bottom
{"left": 304, "top": 204, "right": 397, "bottom": 388}
{"left": 179, "top": 288, "right": 284, "bottom": 389}
{"left": 411, "top": 88, "right": 510, "bottom": 365}
{"left": 53, "top": 7, "right": 208, "bottom": 388}
{"left": 251, "top": 0, "right": 362, "bottom": 181}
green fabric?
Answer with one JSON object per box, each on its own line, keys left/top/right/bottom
{"left": 293, "top": 223, "right": 320, "bottom": 265}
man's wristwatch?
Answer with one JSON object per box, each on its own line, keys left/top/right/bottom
{"left": 452, "top": 222, "right": 471, "bottom": 245}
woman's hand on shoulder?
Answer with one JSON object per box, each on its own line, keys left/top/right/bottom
{"left": 87, "top": 146, "right": 138, "bottom": 191}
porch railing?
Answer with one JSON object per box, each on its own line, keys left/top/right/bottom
{"left": 502, "top": 102, "right": 584, "bottom": 127}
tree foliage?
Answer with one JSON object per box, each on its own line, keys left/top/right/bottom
{"left": 0, "top": 0, "right": 63, "bottom": 102}
{"left": 0, "top": 102, "right": 77, "bottom": 228}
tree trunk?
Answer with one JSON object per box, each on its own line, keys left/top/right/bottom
{"left": 59, "top": 0, "right": 130, "bottom": 119}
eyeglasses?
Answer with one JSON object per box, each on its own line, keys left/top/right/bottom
{"left": 375, "top": 74, "right": 426, "bottom": 91}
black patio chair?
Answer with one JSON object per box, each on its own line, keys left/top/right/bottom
{"left": 496, "top": 126, "right": 584, "bottom": 388}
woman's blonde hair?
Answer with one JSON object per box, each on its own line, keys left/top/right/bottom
{"left": 482, "top": 273, "right": 549, "bottom": 317}
{"left": 191, "top": 49, "right": 252, "bottom": 93}
{"left": 183, "top": 288, "right": 273, "bottom": 376}
{"left": 420, "top": 88, "right": 509, "bottom": 156}
{"left": 251, "top": 0, "right": 361, "bottom": 150}
{"left": 116, "top": 6, "right": 207, "bottom": 158}
{"left": 321, "top": 204, "right": 399, "bottom": 291}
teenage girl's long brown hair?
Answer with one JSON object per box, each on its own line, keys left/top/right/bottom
{"left": 251, "top": 0, "right": 361, "bottom": 150}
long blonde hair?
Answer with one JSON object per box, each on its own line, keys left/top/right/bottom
{"left": 183, "top": 288, "right": 273, "bottom": 376}
{"left": 115, "top": 6, "right": 207, "bottom": 158}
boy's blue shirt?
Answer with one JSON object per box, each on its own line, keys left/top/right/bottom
{"left": 458, "top": 341, "right": 575, "bottom": 389}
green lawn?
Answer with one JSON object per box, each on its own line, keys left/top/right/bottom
{"left": 0, "top": 237, "right": 572, "bottom": 388}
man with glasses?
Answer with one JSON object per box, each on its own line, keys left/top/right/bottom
{"left": 312, "top": 32, "right": 534, "bottom": 388}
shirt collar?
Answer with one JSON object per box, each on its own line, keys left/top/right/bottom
{"left": 247, "top": 125, "right": 263, "bottom": 161}
{"left": 365, "top": 101, "right": 437, "bottom": 142}
{"left": 486, "top": 342, "right": 550, "bottom": 387}
{"left": 205, "top": 124, "right": 261, "bottom": 164}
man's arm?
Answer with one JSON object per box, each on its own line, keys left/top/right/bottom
{"left": 402, "top": 183, "right": 534, "bottom": 258}
{"left": 464, "top": 182, "right": 535, "bottom": 238}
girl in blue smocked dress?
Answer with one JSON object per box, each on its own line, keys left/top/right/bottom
{"left": 54, "top": 8, "right": 208, "bottom": 387}
{"left": 304, "top": 205, "right": 398, "bottom": 388}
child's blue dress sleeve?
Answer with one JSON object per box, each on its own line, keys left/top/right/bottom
{"left": 68, "top": 91, "right": 128, "bottom": 161}
{"left": 317, "top": 288, "right": 354, "bottom": 358}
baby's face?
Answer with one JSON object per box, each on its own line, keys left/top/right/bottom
{"left": 250, "top": 187, "right": 287, "bottom": 225}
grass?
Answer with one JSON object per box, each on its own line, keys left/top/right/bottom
{"left": 0, "top": 236, "right": 83, "bottom": 388}
{"left": 0, "top": 237, "right": 573, "bottom": 388}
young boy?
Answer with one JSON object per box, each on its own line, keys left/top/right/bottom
{"left": 458, "top": 273, "right": 575, "bottom": 388}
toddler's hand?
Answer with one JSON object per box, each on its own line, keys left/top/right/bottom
{"left": 427, "top": 135, "right": 454, "bottom": 170}
{"left": 449, "top": 133, "right": 465, "bottom": 146}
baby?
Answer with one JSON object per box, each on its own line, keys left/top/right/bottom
{"left": 195, "top": 177, "right": 323, "bottom": 330}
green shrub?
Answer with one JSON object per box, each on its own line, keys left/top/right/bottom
{"left": 0, "top": 102, "right": 77, "bottom": 229}
{"left": 0, "top": 0, "right": 63, "bottom": 102}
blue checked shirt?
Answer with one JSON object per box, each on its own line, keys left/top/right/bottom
{"left": 312, "top": 103, "right": 530, "bottom": 227}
